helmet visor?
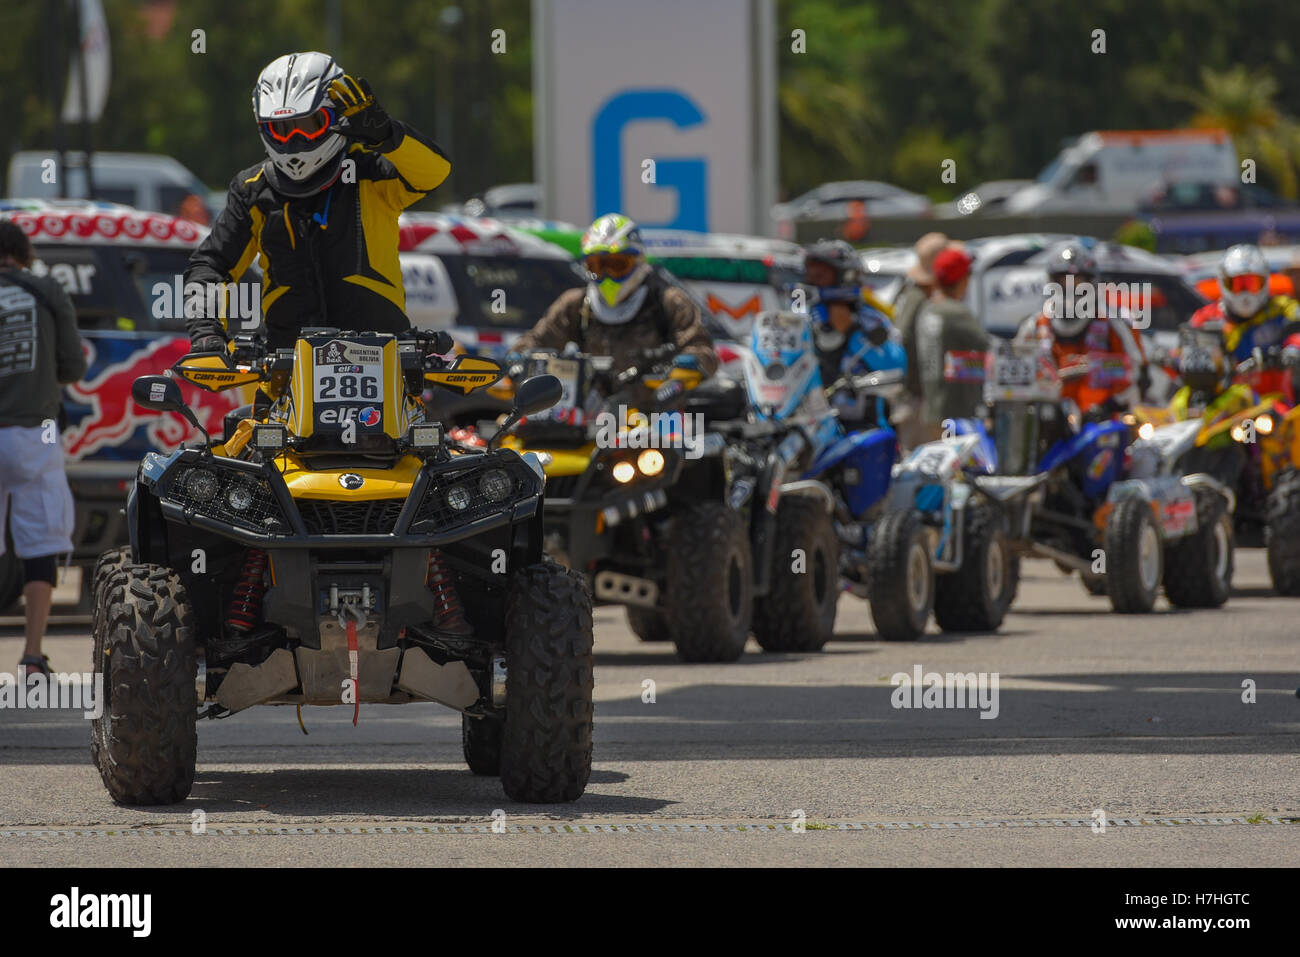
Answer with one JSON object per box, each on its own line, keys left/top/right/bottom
{"left": 584, "top": 252, "right": 638, "bottom": 279}
{"left": 264, "top": 106, "right": 336, "bottom": 144}
{"left": 1227, "top": 273, "right": 1266, "bottom": 294}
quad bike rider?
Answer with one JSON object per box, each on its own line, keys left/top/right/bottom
{"left": 185, "top": 52, "right": 452, "bottom": 354}
{"left": 182, "top": 51, "right": 472, "bottom": 655}
{"left": 1014, "top": 241, "right": 1152, "bottom": 595}
{"left": 1139, "top": 329, "right": 1260, "bottom": 493}
{"left": 1184, "top": 244, "right": 1300, "bottom": 589}
{"left": 800, "top": 239, "right": 907, "bottom": 429}
{"left": 791, "top": 240, "right": 931, "bottom": 639}
{"left": 1019, "top": 242, "right": 1150, "bottom": 423}
{"left": 502, "top": 215, "right": 760, "bottom": 661}
{"left": 1187, "top": 244, "right": 1300, "bottom": 401}
{"left": 709, "top": 242, "right": 908, "bottom": 653}
{"left": 91, "top": 54, "right": 594, "bottom": 807}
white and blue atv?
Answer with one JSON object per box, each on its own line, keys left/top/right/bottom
{"left": 723, "top": 310, "right": 915, "bottom": 644}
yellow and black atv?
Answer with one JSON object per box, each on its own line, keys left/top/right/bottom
{"left": 500, "top": 347, "right": 755, "bottom": 662}
{"left": 1130, "top": 334, "right": 1300, "bottom": 595}
{"left": 90, "top": 327, "right": 594, "bottom": 806}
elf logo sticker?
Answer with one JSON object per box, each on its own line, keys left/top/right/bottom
{"left": 1088, "top": 449, "right": 1113, "bottom": 480}
{"left": 359, "top": 406, "right": 381, "bottom": 427}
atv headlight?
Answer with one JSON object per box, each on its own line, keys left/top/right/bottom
{"left": 408, "top": 424, "right": 443, "bottom": 449}
{"left": 637, "top": 449, "right": 665, "bottom": 476}
{"left": 611, "top": 461, "right": 636, "bottom": 484}
{"left": 185, "top": 468, "right": 220, "bottom": 502}
{"left": 225, "top": 479, "right": 258, "bottom": 512}
{"left": 446, "top": 485, "right": 472, "bottom": 511}
{"left": 478, "top": 469, "right": 512, "bottom": 502}
{"left": 1230, "top": 424, "right": 1247, "bottom": 443}
{"left": 1138, "top": 423, "right": 1155, "bottom": 440}
{"left": 1255, "top": 414, "right": 1274, "bottom": 436}
{"left": 251, "top": 424, "right": 287, "bottom": 450}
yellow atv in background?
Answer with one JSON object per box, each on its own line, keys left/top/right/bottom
{"left": 1129, "top": 335, "right": 1300, "bottom": 595}
{"left": 91, "top": 327, "right": 595, "bottom": 806}
{"left": 500, "top": 346, "right": 757, "bottom": 662}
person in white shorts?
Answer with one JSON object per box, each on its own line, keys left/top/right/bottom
{"left": 0, "top": 220, "right": 86, "bottom": 678}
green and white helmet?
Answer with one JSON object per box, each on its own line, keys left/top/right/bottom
{"left": 581, "top": 213, "right": 651, "bottom": 324}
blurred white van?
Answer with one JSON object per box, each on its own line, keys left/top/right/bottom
{"left": 6, "top": 151, "right": 213, "bottom": 224}
{"left": 1006, "top": 129, "right": 1239, "bottom": 215}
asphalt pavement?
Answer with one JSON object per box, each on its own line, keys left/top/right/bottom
{"left": 1, "top": 551, "right": 1296, "bottom": 867}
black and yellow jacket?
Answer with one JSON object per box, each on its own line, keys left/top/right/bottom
{"left": 185, "top": 121, "right": 450, "bottom": 348}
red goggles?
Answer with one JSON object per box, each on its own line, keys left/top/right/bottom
{"left": 1227, "top": 273, "right": 1266, "bottom": 294}
{"left": 263, "top": 106, "right": 335, "bottom": 144}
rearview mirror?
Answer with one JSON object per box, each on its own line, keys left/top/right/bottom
{"left": 132, "top": 375, "right": 208, "bottom": 442}
{"left": 132, "top": 375, "right": 186, "bottom": 413}
{"left": 513, "top": 374, "right": 563, "bottom": 417}
{"left": 488, "top": 374, "right": 564, "bottom": 450}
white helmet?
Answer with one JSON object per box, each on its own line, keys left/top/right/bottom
{"left": 253, "top": 52, "right": 347, "bottom": 197}
{"left": 1218, "top": 244, "right": 1270, "bottom": 319}
{"left": 580, "top": 214, "right": 651, "bottom": 325}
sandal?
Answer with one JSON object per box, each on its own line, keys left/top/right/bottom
{"left": 18, "top": 654, "right": 51, "bottom": 679}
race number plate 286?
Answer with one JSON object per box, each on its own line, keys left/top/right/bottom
{"left": 312, "top": 341, "right": 382, "bottom": 405}
{"left": 311, "top": 341, "right": 384, "bottom": 429}
{"left": 314, "top": 363, "right": 381, "bottom": 403}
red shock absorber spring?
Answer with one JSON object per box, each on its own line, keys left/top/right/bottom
{"left": 227, "top": 548, "right": 269, "bottom": 632}
{"left": 426, "top": 550, "right": 472, "bottom": 635}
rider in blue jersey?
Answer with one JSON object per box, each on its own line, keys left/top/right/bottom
{"left": 799, "top": 240, "right": 906, "bottom": 429}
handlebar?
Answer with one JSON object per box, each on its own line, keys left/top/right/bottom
{"left": 826, "top": 367, "right": 905, "bottom": 397}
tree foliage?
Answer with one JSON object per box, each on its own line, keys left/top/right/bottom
{"left": 3, "top": 1, "right": 1300, "bottom": 206}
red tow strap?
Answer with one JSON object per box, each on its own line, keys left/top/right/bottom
{"left": 346, "top": 617, "right": 360, "bottom": 726}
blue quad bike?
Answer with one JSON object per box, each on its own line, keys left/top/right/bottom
{"left": 721, "top": 310, "right": 916, "bottom": 645}
{"left": 869, "top": 415, "right": 1010, "bottom": 640}
{"left": 943, "top": 340, "right": 1235, "bottom": 615}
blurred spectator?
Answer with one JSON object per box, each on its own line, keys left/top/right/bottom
{"left": 913, "top": 243, "right": 989, "bottom": 443}
{"left": 891, "top": 231, "right": 948, "bottom": 449}
{"left": 0, "top": 220, "right": 87, "bottom": 678}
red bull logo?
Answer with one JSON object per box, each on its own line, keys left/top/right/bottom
{"left": 63, "top": 337, "right": 245, "bottom": 459}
